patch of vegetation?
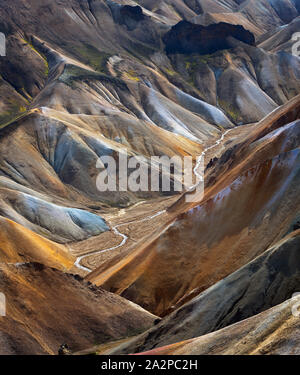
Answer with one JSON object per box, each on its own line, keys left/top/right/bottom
{"left": 185, "top": 61, "right": 191, "bottom": 70}
{"left": 59, "top": 64, "right": 127, "bottom": 90}
{"left": 124, "top": 69, "right": 140, "bottom": 82}
{"left": 0, "top": 96, "right": 28, "bottom": 127}
{"left": 219, "top": 100, "right": 241, "bottom": 124}
{"left": 22, "top": 38, "right": 49, "bottom": 77}
{"left": 0, "top": 111, "right": 15, "bottom": 125}
{"left": 20, "top": 88, "right": 32, "bottom": 101}
{"left": 0, "top": 109, "right": 28, "bottom": 130}
{"left": 198, "top": 54, "right": 213, "bottom": 64}
{"left": 73, "top": 44, "right": 111, "bottom": 74}
{"left": 182, "top": 54, "right": 210, "bottom": 86}
{"left": 164, "top": 67, "right": 176, "bottom": 76}
{"left": 179, "top": 51, "right": 229, "bottom": 87}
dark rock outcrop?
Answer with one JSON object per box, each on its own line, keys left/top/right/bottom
{"left": 110, "top": 4, "right": 146, "bottom": 31}
{"left": 163, "top": 21, "right": 255, "bottom": 55}
{"left": 120, "top": 5, "right": 145, "bottom": 22}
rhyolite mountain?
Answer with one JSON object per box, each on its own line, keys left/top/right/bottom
{"left": 0, "top": 0, "right": 299, "bottom": 355}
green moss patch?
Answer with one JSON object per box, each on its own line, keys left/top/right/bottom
{"left": 22, "top": 38, "right": 49, "bottom": 77}
{"left": 0, "top": 109, "right": 28, "bottom": 130}
{"left": 219, "top": 100, "right": 242, "bottom": 124}
{"left": 59, "top": 64, "right": 127, "bottom": 90}
{"left": 73, "top": 44, "right": 111, "bottom": 73}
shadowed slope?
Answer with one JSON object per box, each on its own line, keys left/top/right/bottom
{"left": 0, "top": 263, "right": 157, "bottom": 354}
{"left": 106, "top": 230, "right": 300, "bottom": 354}
{"left": 133, "top": 296, "right": 300, "bottom": 355}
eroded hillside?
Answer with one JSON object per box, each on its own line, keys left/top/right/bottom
{"left": 0, "top": 0, "right": 299, "bottom": 355}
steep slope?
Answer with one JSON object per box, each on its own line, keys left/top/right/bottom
{"left": 192, "top": 11, "right": 263, "bottom": 37}
{"left": 237, "top": 0, "right": 299, "bottom": 32}
{"left": 132, "top": 296, "right": 300, "bottom": 355}
{"left": 112, "top": 0, "right": 238, "bottom": 24}
{"left": 87, "top": 97, "right": 300, "bottom": 316}
{"left": 126, "top": 0, "right": 300, "bottom": 32}
{"left": 259, "top": 16, "right": 300, "bottom": 53}
{"left": 0, "top": 0, "right": 299, "bottom": 245}
{"left": 165, "top": 44, "right": 300, "bottom": 123}
{"left": 0, "top": 0, "right": 300, "bottom": 356}
{"left": 0, "top": 262, "right": 157, "bottom": 354}
{"left": 0, "top": 216, "right": 75, "bottom": 271}
{"left": 106, "top": 230, "right": 300, "bottom": 354}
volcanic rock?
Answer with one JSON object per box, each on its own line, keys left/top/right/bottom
{"left": 163, "top": 21, "right": 255, "bottom": 55}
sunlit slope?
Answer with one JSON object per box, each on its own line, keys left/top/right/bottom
{"left": 0, "top": 216, "right": 75, "bottom": 270}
